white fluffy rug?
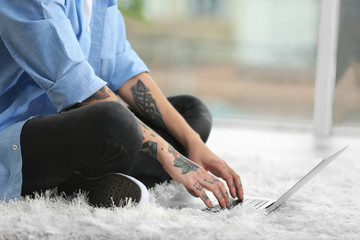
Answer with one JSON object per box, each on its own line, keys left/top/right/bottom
{"left": 1, "top": 125, "right": 360, "bottom": 240}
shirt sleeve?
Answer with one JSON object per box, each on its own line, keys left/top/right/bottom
{"left": 107, "top": 9, "right": 150, "bottom": 92}
{"left": 0, "top": 0, "right": 106, "bottom": 112}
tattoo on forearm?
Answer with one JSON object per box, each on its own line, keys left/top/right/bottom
{"left": 168, "top": 145, "right": 199, "bottom": 174}
{"left": 141, "top": 140, "right": 158, "bottom": 159}
{"left": 194, "top": 182, "right": 202, "bottom": 192}
{"left": 131, "top": 79, "right": 167, "bottom": 130}
{"left": 203, "top": 179, "right": 214, "bottom": 184}
{"left": 139, "top": 121, "right": 151, "bottom": 131}
{"left": 83, "top": 86, "right": 111, "bottom": 103}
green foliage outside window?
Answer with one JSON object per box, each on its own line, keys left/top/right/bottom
{"left": 118, "top": 0, "right": 145, "bottom": 21}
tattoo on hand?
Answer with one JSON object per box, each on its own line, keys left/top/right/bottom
{"left": 131, "top": 79, "right": 167, "bottom": 130}
{"left": 141, "top": 140, "right": 158, "bottom": 159}
{"left": 218, "top": 190, "right": 224, "bottom": 199}
{"left": 203, "top": 179, "right": 214, "bottom": 184}
{"left": 194, "top": 182, "right": 202, "bottom": 192}
{"left": 223, "top": 166, "right": 231, "bottom": 175}
{"left": 211, "top": 176, "right": 220, "bottom": 182}
{"left": 202, "top": 194, "right": 209, "bottom": 200}
{"left": 169, "top": 145, "right": 199, "bottom": 174}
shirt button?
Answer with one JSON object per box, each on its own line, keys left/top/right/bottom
{"left": 13, "top": 144, "right": 18, "bottom": 151}
{"left": 86, "top": 26, "right": 90, "bottom": 32}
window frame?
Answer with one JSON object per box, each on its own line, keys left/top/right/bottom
{"left": 313, "top": 0, "right": 340, "bottom": 137}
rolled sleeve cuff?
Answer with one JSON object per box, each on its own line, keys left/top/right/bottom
{"left": 47, "top": 61, "right": 107, "bottom": 112}
{"left": 108, "top": 48, "right": 149, "bottom": 92}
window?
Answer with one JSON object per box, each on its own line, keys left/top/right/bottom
{"left": 123, "top": 0, "right": 359, "bottom": 136}
{"left": 190, "top": 0, "right": 222, "bottom": 17}
{"left": 333, "top": 0, "right": 360, "bottom": 129}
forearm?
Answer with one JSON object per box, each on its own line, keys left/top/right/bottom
{"left": 75, "top": 85, "right": 191, "bottom": 173}
{"left": 117, "top": 72, "right": 203, "bottom": 151}
{"left": 74, "top": 86, "right": 119, "bottom": 107}
{"left": 76, "top": 85, "right": 234, "bottom": 207}
{"left": 139, "top": 120, "right": 200, "bottom": 181}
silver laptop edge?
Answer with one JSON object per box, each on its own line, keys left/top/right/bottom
{"left": 266, "top": 145, "right": 348, "bottom": 212}
{"left": 203, "top": 146, "right": 348, "bottom": 213}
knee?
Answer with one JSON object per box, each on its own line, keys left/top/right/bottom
{"left": 186, "top": 95, "right": 212, "bottom": 121}
{"left": 85, "top": 102, "right": 143, "bottom": 153}
{"left": 190, "top": 96, "right": 213, "bottom": 142}
{"left": 170, "top": 95, "right": 213, "bottom": 142}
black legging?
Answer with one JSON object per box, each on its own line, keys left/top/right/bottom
{"left": 20, "top": 95, "right": 212, "bottom": 195}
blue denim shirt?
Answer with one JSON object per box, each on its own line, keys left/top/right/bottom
{"left": 0, "top": 0, "right": 149, "bottom": 201}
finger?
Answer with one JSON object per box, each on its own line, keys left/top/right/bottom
{"left": 201, "top": 178, "right": 227, "bottom": 209}
{"left": 215, "top": 166, "right": 236, "bottom": 198}
{"left": 223, "top": 164, "right": 244, "bottom": 200}
{"left": 186, "top": 187, "right": 198, "bottom": 198}
{"left": 200, "top": 192, "right": 213, "bottom": 208}
{"left": 222, "top": 163, "right": 245, "bottom": 200}
{"left": 232, "top": 173, "right": 244, "bottom": 200}
{"left": 210, "top": 175, "right": 231, "bottom": 205}
{"left": 192, "top": 181, "right": 213, "bottom": 208}
{"left": 204, "top": 177, "right": 230, "bottom": 208}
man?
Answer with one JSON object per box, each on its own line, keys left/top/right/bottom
{"left": 0, "top": 0, "right": 243, "bottom": 209}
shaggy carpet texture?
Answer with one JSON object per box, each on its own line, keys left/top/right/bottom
{"left": 0, "top": 126, "right": 359, "bottom": 240}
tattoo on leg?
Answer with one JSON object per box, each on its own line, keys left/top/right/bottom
{"left": 202, "top": 194, "right": 209, "bottom": 200}
{"left": 131, "top": 79, "right": 167, "bottom": 130}
{"left": 141, "top": 140, "right": 157, "bottom": 159}
{"left": 203, "top": 178, "right": 214, "bottom": 184}
{"left": 194, "top": 182, "right": 202, "bottom": 191}
{"left": 168, "top": 145, "right": 199, "bottom": 174}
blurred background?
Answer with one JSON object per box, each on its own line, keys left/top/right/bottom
{"left": 118, "top": 0, "right": 360, "bottom": 135}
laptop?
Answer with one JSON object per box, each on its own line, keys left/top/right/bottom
{"left": 204, "top": 146, "right": 348, "bottom": 213}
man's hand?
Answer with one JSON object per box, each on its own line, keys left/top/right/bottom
{"left": 139, "top": 120, "right": 230, "bottom": 208}
{"left": 186, "top": 137, "right": 244, "bottom": 201}
{"left": 80, "top": 84, "right": 244, "bottom": 208}
{"left": 160, "top": 144, "right": 230, "bottom": 208}
{"left": 118, "top": 72, "right": 244, "bottom": 204}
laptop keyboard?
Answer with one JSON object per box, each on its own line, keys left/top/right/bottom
{"left": 242, "top": 198, "right": 270, "bottom": 208}
{"left": 203, "top": 198, "right": 270, "bottom": 212}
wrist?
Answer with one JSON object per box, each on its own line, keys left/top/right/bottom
{"left": 183, "top": 132, "right": 203, "bottom": 151}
